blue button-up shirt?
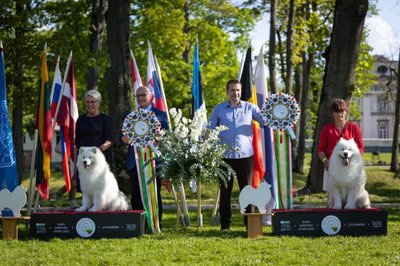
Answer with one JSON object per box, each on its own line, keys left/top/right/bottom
{"left": 208, "top": 100, "right": 265, "bottom": 159}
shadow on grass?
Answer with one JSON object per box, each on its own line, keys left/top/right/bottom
{"left": 366, "top": 181, "right": 400, "bottom": 199}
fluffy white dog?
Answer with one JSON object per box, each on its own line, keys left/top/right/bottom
{"left": 76, "top": 147, "right": 129, "bottom": 212}
{"left": 328, "top": 138, "right": 370, "bottom": 209}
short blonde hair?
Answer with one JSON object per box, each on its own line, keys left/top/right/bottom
{"left": 85, "top": 90, "right": 102, "bottom": 102}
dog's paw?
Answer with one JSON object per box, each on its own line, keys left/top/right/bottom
{"left": 332, "top": 204, "right": 342, "bottom": 210}
{"left": 89, "top": 207, "right": 101, "bottom": 212}
{"left": 75, "top": 206, "right": 87, "bottom": 212}
{"left": 344, "top": 204, "right": 356, "bottom": 209}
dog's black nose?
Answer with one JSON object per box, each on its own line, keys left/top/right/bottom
{"left": 344, "top": 152, "right": 348, "bottom": 157}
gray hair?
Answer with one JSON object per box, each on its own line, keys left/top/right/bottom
{"left": 84, "top": 90, "right": 102, "bottom": 102}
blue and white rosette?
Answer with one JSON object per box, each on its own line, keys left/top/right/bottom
{"left": 261, "top": 92, "right": 300, "bottom": 140}
{"left": 122, "top": 108, "right": 161, "bottom": 156}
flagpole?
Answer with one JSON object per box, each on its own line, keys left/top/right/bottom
{"left": 26, "top": 130, "right": 38, "bottom": 217}
{"left": 52, "top": 51, "right": 72, "bottom": 130}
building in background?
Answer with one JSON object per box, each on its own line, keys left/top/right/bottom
{"left": 358, "top": 56, "right": 398, "bottom": 152}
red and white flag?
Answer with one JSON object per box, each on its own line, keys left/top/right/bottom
{"left": 130, "top": 49, "right": 143, "bottom": 105}
{"left": 146, "top": 43, "right": 166, "bottom": 111}
{"left": 56, "top": 55, "right": 79, "bottom": 189}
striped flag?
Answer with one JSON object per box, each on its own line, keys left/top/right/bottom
{"left": 130, "top": 50, "right": 143, "bottom": 107}
{"left": 0, "top": 43, "right": 19, "bottom": 191}
{"left": 255, "top": 46, "right": 278, "bottom": 214}
{"left": 146, "top": 42, "right": 166, "bottom": 112}
{"left": 239, "top": 46, "right": 265, "bottom": 188}
{"left": 56, "top": 57, "right": 79, "bottom": 190}
{"left": 35, "top": 49, "right": 53, "bottom": 199}
{"left": 191, "top": 37, "right": 206, "bottom": 118}
{"left": 50, "top": 56, "right": 62, "bottom": 118}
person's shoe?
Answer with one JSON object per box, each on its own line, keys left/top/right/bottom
{"left": 70, "top": 200, "right": 79, "bottom": 209}
{"left": 220, "top": 226, "right": 230, "bottom": 232}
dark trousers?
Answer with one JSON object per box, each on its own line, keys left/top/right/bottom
{"left": 219, "top": 156, "right": 254, "bottom": 229}
{"left": 128, "top": 168, "right": 163, "bottom": 224}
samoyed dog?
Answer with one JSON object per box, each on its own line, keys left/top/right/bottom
{"left": 328, "top": 138, "right": 370, "bottom": 209}
{"left": 76, "top": 147, "right": 129, "bottom": 212}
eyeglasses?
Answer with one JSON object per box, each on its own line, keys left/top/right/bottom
{"left": 86, "top": 100, "right": 98, "bottom": 104}
{"left": 135, "top": 94, "right": 150, "bottom": 98}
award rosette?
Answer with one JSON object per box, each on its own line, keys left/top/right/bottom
{"left": 122, "top": 109, "right": 161, "bottom": 148}
{"left": 261, "top": 92, "right": 300, "bottom": 139}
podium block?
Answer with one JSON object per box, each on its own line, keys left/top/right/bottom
{"left": 272, "top": 208, "right": 387, "bottom": 236}
{"left": 30, "top": 210, "right": 145, "bottom": 239}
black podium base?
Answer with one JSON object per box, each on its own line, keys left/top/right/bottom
{"left": 272, "top": 208, "right": 387, "bottom": 236}
{"left": 30, "top": 210, "right": 145, "bottom": 239}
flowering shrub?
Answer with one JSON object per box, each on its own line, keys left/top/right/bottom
{"left": 156, "top": 108, "right": 235, "bottom": 187}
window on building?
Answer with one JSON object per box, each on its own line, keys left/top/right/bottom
{"left": 378, "top": 98, "right": 388, "bottom": 112}
{"left": 378, "top": 122, "right": 389, "bottom": 139}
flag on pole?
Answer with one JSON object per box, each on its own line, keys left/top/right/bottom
{"left": 146, "top": 42, "right": 166, "bottom": 112}
{"left": 239, "top": 46, "right": 265, "bottom": 188}
{"left": 0, "top": 43, "right": 19, "bottom": 191}
{"left": 255, "top": 46, "right": 278, "bottom": 214}
{"left": 154, "top": 55, "right": 171, "bottom": 127}
{"left": 191, "top": 37, "right": 206, "bottom": 118}
{"left": 130, "top": 50, "right": 143, "bottom": 107}
{"left": 35, "top": 48, "right": 53, "bottom": 199}
{"left": 56, "top": 57, "right": 78, "bottom": 191}
{"left": 50, "top": 56, "right": 62, "bottom": 118}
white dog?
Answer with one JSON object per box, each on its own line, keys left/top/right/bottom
{"left": 328, "top": 138, "right": 370, "bottom": 209}
{"left": 76, "top": 147, "right": 129, "bottom": 212}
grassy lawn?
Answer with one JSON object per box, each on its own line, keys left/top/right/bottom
{"left": 1, "top": 153, "right": 400, "bottom": 265}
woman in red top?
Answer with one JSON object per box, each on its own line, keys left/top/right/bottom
{"left": 317, "top": 99, "right": 364, "bottom": 191}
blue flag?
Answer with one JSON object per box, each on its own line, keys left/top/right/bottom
{"left": 191, "top": 39, "right": 205, "bottom": 119}
{"left": 0, "top": 45, "right": 19, "bottom": 191}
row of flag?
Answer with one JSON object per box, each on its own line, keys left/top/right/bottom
{"left": 35, "top": 49, "right": 78, "bottom": 200}
{"left": 1, "top": 38, "right": 288, "bottom": 214}
{"left": 0, "top": 44, "right": 78, "bottom": 201}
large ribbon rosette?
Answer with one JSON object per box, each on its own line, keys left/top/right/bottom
{"left": 261, "top": 92, "right": 300, "bottom": 139}
{"left": 122, "top": 108, "right": 161, "bottom": 148}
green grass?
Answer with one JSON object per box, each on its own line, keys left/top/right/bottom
{"left": 1, "top": 153, "right": 400, "bottom": 265}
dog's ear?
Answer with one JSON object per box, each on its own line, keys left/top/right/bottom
{"left": 92, "top": 147, "right": 97, "bottom": 154}
{"left": 79, "top": 147, "right": 83, "bottom": 154}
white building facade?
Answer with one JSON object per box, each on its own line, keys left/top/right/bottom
{"left": 357, "top": 56, "right": 398, "bottom": 152}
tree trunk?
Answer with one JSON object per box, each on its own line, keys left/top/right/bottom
{"left": 12, "top": 1, "right": 27, "bottom": 182}
{"left": 306, "top": 0, "right": 368, "bottom": 192}
{"left": 285, "top": 0, "right": 295, "bottom": 94}
{"left": 276, "top": 28, "right": 286, "bottom": 83}
{"left": 106, "top": 0, "right": 131, "bottom": 193}
{"left": 294, "top": 52, "right": 313, "bottom": 174}
{"left": 182, "top": 1, "right": 191, "bottom": 86}
{"left": 87, "top": 0, "right": 108, "bottom": 91}
{"left": 292, "top": 63, "right": 302, "bottom": 169}
{"left": 390, "top": 49, "right": 400, "bottom": 172}
{"left": 268, "top": 0, "right": 278, "bottom": 94}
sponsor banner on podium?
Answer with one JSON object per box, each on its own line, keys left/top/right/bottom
{"left": 30, "top": 210, "right": 145, "bottom": 239}
{"left": 272, "top": 208, "right": 387, "bottom": 236}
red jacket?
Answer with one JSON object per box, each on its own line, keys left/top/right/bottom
{"left": 317, "top": 121, "right": 364, "bottom": 159}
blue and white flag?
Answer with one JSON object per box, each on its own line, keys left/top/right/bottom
{"left": 0, "top": 43, "right": 19, "bottom": 191}
{"left": 191, "top": 37, "right": 205, "bottom": 119}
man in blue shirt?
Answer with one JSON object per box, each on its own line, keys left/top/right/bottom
{"left": 209, "top": 79, "right": 265, "bottom": 231}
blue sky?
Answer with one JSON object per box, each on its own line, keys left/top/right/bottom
{"left": 249, "top": 0, "right": 400, "bottom": 59}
